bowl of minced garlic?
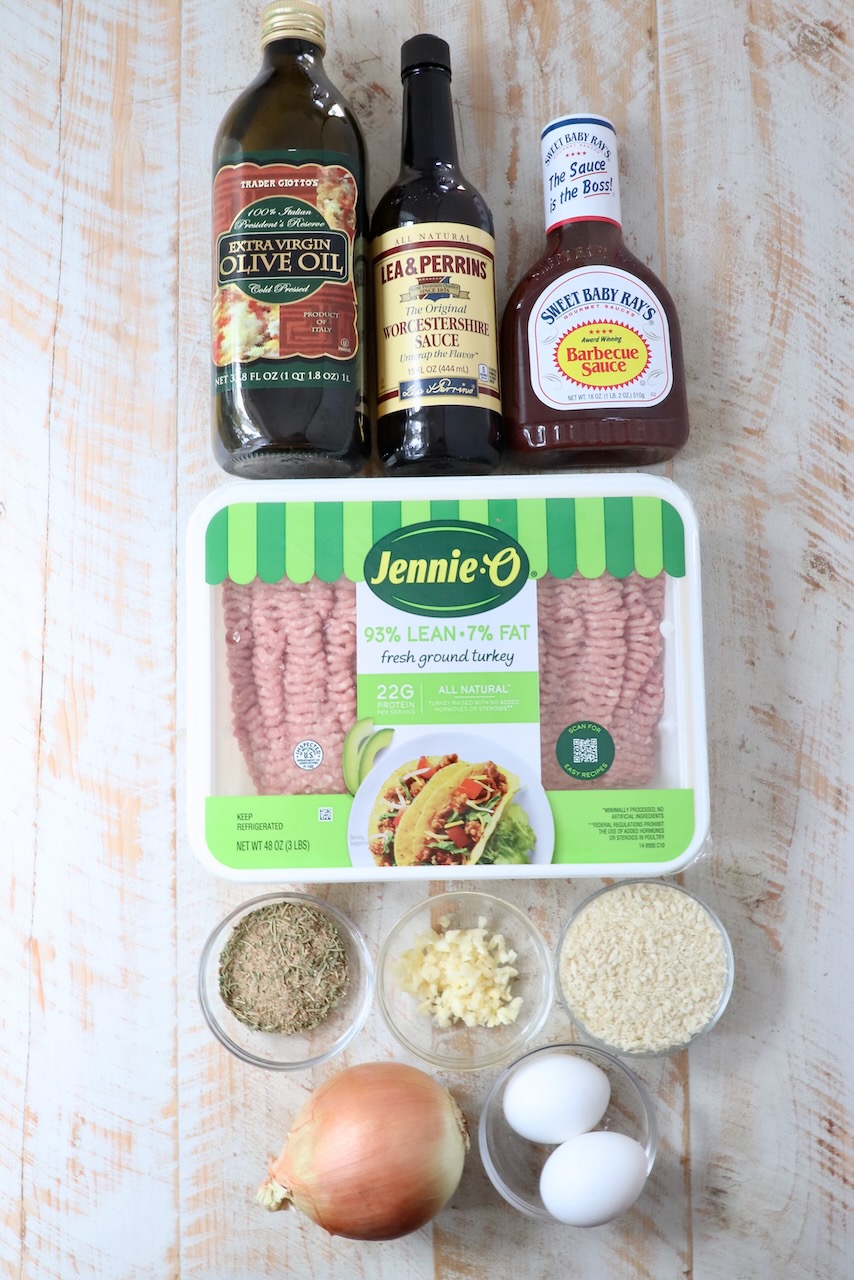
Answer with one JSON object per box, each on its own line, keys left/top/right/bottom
{"left": 557, "top": 880, "right": 734, "bottom": 1057}
{"left": 378, "top": 891, "right": 554, "bottom": 1071}
{"left": 199, "top": 892, "right": 374, "bottom": 1070}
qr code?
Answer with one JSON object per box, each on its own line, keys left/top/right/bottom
{"left": 573, "top": 738, "right": 599, "bottom": 764}
{"left": 318, "top": 807, "right": 333, "bottom": 822}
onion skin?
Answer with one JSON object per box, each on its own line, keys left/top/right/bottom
{"left": 257, "top": 1061, "right": 469, "bottom": 1241}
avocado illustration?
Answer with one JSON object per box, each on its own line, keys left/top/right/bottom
{"left": 357, "top": 728, "right": 395, "bottom": 787}
{"left": 342, "top": 717, "right": 375, "bottom": 795}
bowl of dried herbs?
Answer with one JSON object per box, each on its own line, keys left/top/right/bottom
{"left": 199, "top": 892, "right": 374, "bottom": 1069}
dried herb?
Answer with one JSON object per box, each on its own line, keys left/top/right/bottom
{"left": 219, "top": 901, "right": 350, "bottom": 1034}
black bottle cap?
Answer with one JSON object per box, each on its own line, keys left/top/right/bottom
{"left": 401, "top": 34, "right": 451, "bottom": 77}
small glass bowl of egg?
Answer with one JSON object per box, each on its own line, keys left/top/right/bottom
{"left": 377, "top": 891, "right": 553, "bottom": 1071}
{"left": 478, "top": 1043, "right": 657, "bottom": 1224}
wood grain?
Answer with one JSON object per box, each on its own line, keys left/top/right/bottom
{"left": 3, "top": 0, "right": 851, "bottom": 1276}
{"left": 2, "top": 3, "right": 60, "bottom": 1272}
{"left": 4, "top": 2, "right": 182, "bottom": 1277}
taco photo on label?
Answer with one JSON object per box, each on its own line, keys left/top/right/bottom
{"left": 368, "top": 754, "right": 459, "bottom": 867}
{"left": 394, "top": 760, "right": 520, "bottom": 867}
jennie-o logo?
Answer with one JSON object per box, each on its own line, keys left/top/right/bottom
{"left": 364, "top": 520, "right": 529, "bottom": 617}
{"left": 555, "top": 322, "right": 650, "bottom": 389}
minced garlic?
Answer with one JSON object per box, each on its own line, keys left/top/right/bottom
{"left": 394, "top": 915, "right": 523, "bottom": 1028}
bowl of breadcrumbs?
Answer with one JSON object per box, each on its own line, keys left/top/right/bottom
{"left": 556, "top": 880, "right": 734, "bottom": 1057}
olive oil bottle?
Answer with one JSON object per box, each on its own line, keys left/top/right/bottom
{"left": 370, "top": 35, "right": 502, "bottom": 475}
{"left": 211, "top": 1, "right": 368, "bottom": 477}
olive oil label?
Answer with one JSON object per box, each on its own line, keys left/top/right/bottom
{"left": 212, "top": 155, "right": 361, "bottom": 392}
{"left": 541, "top": 115, "right": 622, "bottom": 234}
{"left": 372, "top": 223, "right": 501, "bottom": 418}
{"left": 527, "top": 266, "right": 674, "bottom": 410}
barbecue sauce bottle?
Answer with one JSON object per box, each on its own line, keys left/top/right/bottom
{"left": 502, "top": 114, "right": 689, "bottom": 467}
{"left": 211, "top": 1, "right": 368, "bottom": 477}
{"left": 370, "top": 35, "right": 502, "bottom": 474}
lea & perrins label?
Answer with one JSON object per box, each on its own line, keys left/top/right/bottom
{"left": 372, "top": 222, "right": 501, "bottom": 417}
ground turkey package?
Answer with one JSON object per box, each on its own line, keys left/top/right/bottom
{"left": 186, "top": 476, "right": 709, "bottom": 881}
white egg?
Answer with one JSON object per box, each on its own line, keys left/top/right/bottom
{"left": 502, "top": 1052, "right": 611, "bottom": 1143}
{"left": 539, "top": 1130, "right": 649, "bottom": 1226}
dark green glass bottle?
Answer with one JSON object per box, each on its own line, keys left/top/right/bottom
{"left": 212, "top": 1, "right": 368, "bottom": 477}
{"left": 370, "top": 35, "right": 503, "bottom": 475}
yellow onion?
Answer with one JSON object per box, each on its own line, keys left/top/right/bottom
{"left": 257, "top": 1061, "right": 469, "bottom": 1240}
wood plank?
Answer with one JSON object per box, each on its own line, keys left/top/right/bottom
{"left": 8, "top": 2, "right": 182, "bottom": 1276}
{"left": 1, "top": 6, "right": 61, "bottom": 1276}
{"left": 660, "top": 0, "right": 853, "bottom": 1275}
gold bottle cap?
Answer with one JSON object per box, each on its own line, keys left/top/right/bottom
{"left": 260, "top": 1, "right": 326, "bottom": 52}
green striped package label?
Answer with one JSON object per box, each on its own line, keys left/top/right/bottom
{"left": 205, "top": 495, "right": 686, "bottom": 584}
{"left": 202, "top": 494, "right": 695, "bottom": 872}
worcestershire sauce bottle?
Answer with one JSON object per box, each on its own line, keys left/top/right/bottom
{"left": 502, "top": 114, "right": 689, "bottom": 467}
{"left": 371, "top": 36, "right": 502, "bottom": 474}
{"left": 211, "top": 1, "right": 368, "bottom": 477}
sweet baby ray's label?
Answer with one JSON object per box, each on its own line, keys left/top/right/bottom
{"left": 541, "top": 114, "right": 622, "bottom": 233}
{"left": 528, "top": 266, "right": 674, "bottom": 410}
{"left": 188, "top": 481, "right": 707, "bottom": 881}
{"left": 372, "top": 223, "right": 501, "bottom": 416}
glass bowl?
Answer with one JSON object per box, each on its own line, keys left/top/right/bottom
{"left": 479, "top": 1043, "right": 657, "bottom": 1222}
{"left": 198, "top": 891, "right": 374, "bottom": 1070}
{"left": 377, "top": 890, "right": 553, "bottom": 1071}
{"left": 556, "top": 879, "right": 735, "bottom": 1057}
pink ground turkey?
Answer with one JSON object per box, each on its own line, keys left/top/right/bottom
{"left": 537, "top": 571, "right": 666, "bottom": 789}
{"left": 221, "top": 577, "right": 357, "bottom": 795}
{"left": 221, "top": 571, "right": 665, "bottom": 797}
